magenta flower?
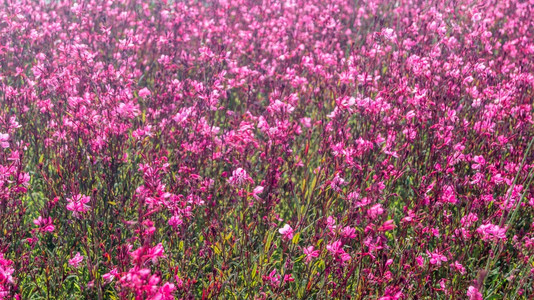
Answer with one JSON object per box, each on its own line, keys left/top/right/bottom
{"left": 138, "top": 87, "right": 151, "bottom": 98}
{"left": 66, "top": 194, "right": 91, "bottom": 218}
{"left": 0, "top": 133, "right": 9, "bottom": 149}
{"left": 283, "top": 274, "right": 294, "bottom": 283}
{"left": 427, "top": 250, "right": 448, "bottom": 266}
{"left": 450, "top": 261, "right": 466, "bottom": 275}
{"left": 228, "top": 168, "right": 253, "bottom": 187}
{"left": 278, "top": 224, "right": 294, "bottom": 240}
{"left": 68, "top": 252, "right": 84, "bottom": 268}
{"left": 130, "top": 243, "right": 166, "bottom": 265}
{"left": 303, "top": 246, "right": 319, "bottom": 263}
{"left": 377, "top": 220, "right": 396, "bottom": 232}
{"left": 0, "top": 253, "right": 14, "bottom": 285}
{"left": 472, "top": 155, "right": 486, "bottom": 169}
{"left": 103, "top": 268, "right": 119, "bottom": 284}
{"left": 467, "top": 286, "right": 483, "bottom": 300}
{"left": 327, "top": 240, "right": 351, "bottom": 262}
{"left": 326, "top": 216, "right": 337, "bottom": 233}
{"left": 341, "top": 226, "right": 356, "bottom": 239}
{"left": 416, "top": 256, "right": 424, "bottom": 267}
{"left": 367, "top": 204, "right": 384, "bottom": 219}
{"left": 327, "top": 240, "right": 342, "bottom": 255}
{"left": 265, "top": 269, "right": 280, "bottom": 286}
{"left": 476, "top": 223, "right": 507, "bottom": 242}
{"left": 440, "top": 185, "right": 457, "bottom": 205}
{"left": 252, "top": 186, "right": 264, "bottom": 200}
{"left": 155, "top": 282, "right": 176, "bottom": 300}
{"left": 33, "top": 216, "right": 55, "bottom": 232}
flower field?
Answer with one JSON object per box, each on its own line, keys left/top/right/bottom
{"left": 1, "top": 0, "right": 534, "bottom": 298}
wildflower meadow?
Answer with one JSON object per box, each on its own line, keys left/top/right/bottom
{"left": 1, "top": 0, "right": 534, "bottom": 299}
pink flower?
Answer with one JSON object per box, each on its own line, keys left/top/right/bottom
{"left": 0, "top": 253, "right": 14, "bottom": 285}
{"left": 300, "top": 117, "right": 312, "bottom": 128}
{"left": 416, "top": 255, "right": 424, "bottom": 267}
{"left": 367, "top": 204, "right": 384, "bottom": 219}
{"left": 460, "top": 213, "right": 478, "bottom": 227}
{"left": 326, "top": 240, "right": 340, "bottom": 254}
{"left": 0, "top": 133, "right": 9, "bottom": 148}
{"left": 326, "top": 216, "right": 337, "bottom": 233}
{"left": 33, "top": 216, "right": 55, "bottom": 232}
{"left": 66, "top": 194, "right": 91, "bottom": 218}
{"left": 327, "top": 240, "right": 351, "bottom": 262}
{"left": 427, "top": 250, "right": 448, "bottom": 266}
{"left": 402, "top": 210, "right": 416, "bottom": 223}
{"left": 168, "top": 215, "right": 183, "bottom": 229}
{"left": 472, "top": 155, "right": 486, "bottom": 169}
{"left": 228, "top": 168, "right": 253, "bottom": 187}
{"left": 476, "top": 223, "right": 507, "bottom": 241}
{"left": 381, "top": 28, "right": 397, "bottom": 41}
{"left": 377, "top": 220, "right": 396, "bottom": 232}
{"left": 471, "top": 13, "right": 482, "bottom": 22}
{"left": 252, "top": 186, "right": 264, "bottom": 200}
{"left": 303, "top": 246, "right": 319, "bottom": 263}
{"left": 339, "top": 252, "right": 351, "bottom": 262}
{"left": 467, "top": 286, "right": 483, "bottom": 300}
{"left": 265, "top": 269, "right": 280, "bottom": 286}
{"left": 138, "top": 87, "right": 151, "bottom": 98}
{"left": 69, "top": 252, "right": 84, "bottom": 268}
{"left": 330, "top": 173, "right": 346, "bottom": 192}
{"left": 283, "top": 274, "right": 294, "bottom": 282}
{"left": 450, "top": 261, "right": 466, "bottom": 275}
{"left": 103, "top": 268, "right": 119, "bottom": 283}
{"left": 130, "top": 243, "right": 166, "bottom": 265}
{"left": 146, "top": 243, "right": 166, "bottom": 264}
{"left": 278, "top": 224, "right": 294, "bottom": 240}
{"left": 155, "top": 282, "right": 176, "bottom": 300}
{"left": 341, "top": 226, "right": 356, "bottom": 239}
{"left": 440, "top": 185, "right": 457, "bottom": 204}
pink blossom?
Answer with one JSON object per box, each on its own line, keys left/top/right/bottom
{"left": 103, "top": 268, "right": 119, "bottom": 283}
{"left": 266, "top": 269, "right": 280, "bottom": 286}
{"left": 377, "top": 220, "right": 396, "bottom": 232}
{"left": 0, "top": 133, "right": 9, "bottom": 149}
{"left": 476, "top": 223, "right": 507, "bottom": 241}
{"left": 138, "top": 87, "right": 151, "bottom": 98}
{"left": 341, "top": 226, "right": 356, "bottom": 239}
{"left": 0, "top": 253, "right": 14, "bottom": 285}
{"left": 326, "top": 216, "right": 337, "bottom": 233}
{"left": 467, "top": 286, "right": 483, "bottom": 300}
{"left": 33, "top": 216, "right": 55, "bottom": 232}
{"left": 367, "top": 204, "right": 384, "bottom": 219}
{"left": 228, "top": 168, "right": 253, "bottom": 187}
{"left": 154, "top": 282, "right": 176, "bottom": 300}
{"left": 450, "top": 261, "right": 466, "bottom": 275}
{"left": 130, "top": 243, "right": 166, "bottom": 265}
{"left": 416, "top": 256, "right": 424, "bottom": 267}
{"left": 427, "top": 250, "right": 448, "bottom": 266}
{"left": 252, "top": 186, "right": 264, "bottom": 200}
{"left": 283, "top": 274, "right": 294, "bottom": 283}
{"left": 278, "top": 224, "right": 294, "bottom": 240}
{"left": 68, "top": 252, "right": 84, "bottom": 268}
{"left": 460, "top": 213, "right": 479, "bottom": 227}
{"left": 66, "top": 194, "right": 91, "bottom": 217}
{"left": 472, "top": 155, "right": 486, "bottom": 170}
{"left": 440, "top": 185, "right": 457, "bottom": 204}
{"left": 303, "top": 246, "right": 319, "bottom": 263}
{"left": 327, "top": 240, "right": 351, "bottom": 262}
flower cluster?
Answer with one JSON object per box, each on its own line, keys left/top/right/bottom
{"left": 0, "top": 0, "right": 533, "bottom": 298}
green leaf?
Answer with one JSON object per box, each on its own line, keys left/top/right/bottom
{"left": 251, "top": 263, "right": 257, "bottom": 280}
{"left": 265, "top": 231, "right": 274, "bottom": 252}
{"left": 292, "top": 232, "right": 300, "bottom": 245}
